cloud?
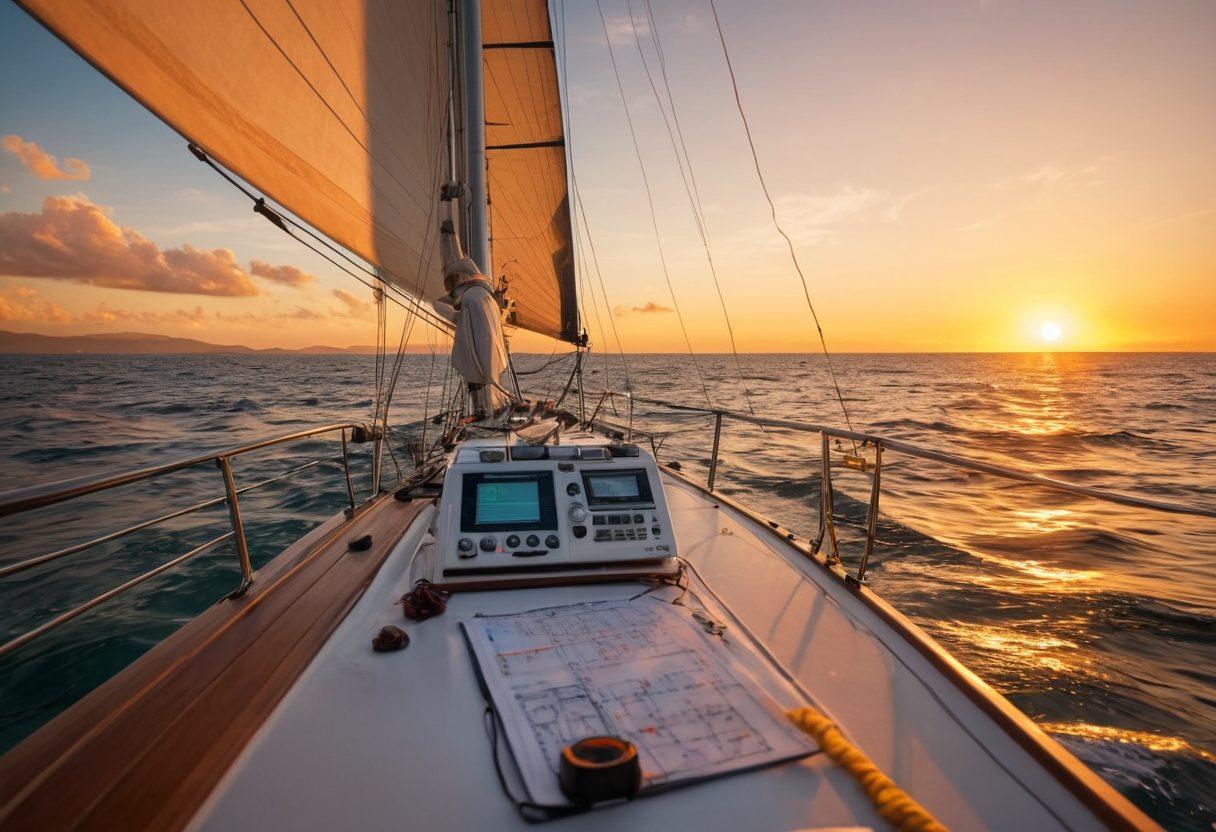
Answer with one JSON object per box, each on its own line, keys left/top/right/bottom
{"left": 601, "top": 12, "right": 649, "bottom": 45}
{"left": 997, "top": 153, "right": 1127, "bottom": 191}
{"left": 615, "top": 301, "right": 674, "bottom": 316}
{"left": 79, "top": 304, "right": 208, "bottom": 328}
{"left": 331, "top": 288, "right": 373, "bottom": 318}
{"left": 250, "top": 260, "right": 316, "bottom": 287}
{"left": 1, "top": 135, "right": 91, "bottom": 181}
{"left": 0, "top": 284, "right": 71, "bottom": 323}
{"left": 723, "top": 185, "right": 899, "bottom": 253}
{"left": 0, "top": 194, "right": 260, "bottom": 296}
{"left": 214, "top": 306, "right": 328, "bottom": 325}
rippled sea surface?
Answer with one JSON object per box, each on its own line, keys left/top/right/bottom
{"left": 1, "top": 352, "right": 1213, "bottom": 828}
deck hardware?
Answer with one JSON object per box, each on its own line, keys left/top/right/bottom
{"left": 348, "top": 534, "right": 373, "bottom": 552}
{"left": 0, "top": 532, "right": 234, "bottom": 660}
{"left": 854, "top": 442, "right": 884, "bottom": 585}
{"left": 0, "top": 421, "right": 380, "bottom": 657}
{"left": 340, "top": 428, "right": 357, "bottom": 511}
{"left": 707, "top": 412, "right": 724, "bottom": 491}
{"left": 217, "top": 456, "right": 254, "bottom": 598}
{"left": 372, "top": 625, "right": 409, "bottom": 652}
{"left": 816, "top": 433, "right": 841, "bottom": 566}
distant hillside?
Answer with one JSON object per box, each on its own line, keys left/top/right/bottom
{"left": 0, "top": 329, "right": 434, "bottom": 355}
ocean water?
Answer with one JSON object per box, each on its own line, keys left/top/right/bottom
{"left": 0, "top": 351, "right": 1213, "bottom": 828}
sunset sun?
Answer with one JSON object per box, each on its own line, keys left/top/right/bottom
{"left": 1039, "top": 321, "right": 1062, "bottom": 344}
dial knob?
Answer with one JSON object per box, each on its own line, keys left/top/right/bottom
{"left": 505, "top": 534, "right": 521, "bottom": 549}
{"left": 457, "top": 537, "right": 474, "bottom": 552}
{"left": 568, "top": 504, "right": 587, "bottom": 523}
{"left": 545, "top": 534, "right": 560, "bottom": 549}
{"left": 479, "top": 535, "right": 497, "bottom": 552}
{"left": 566, "top": 482, "right": 581, "bottom": 496}
{"left": 525, "top": 534, "right": 540, "bottom": 548}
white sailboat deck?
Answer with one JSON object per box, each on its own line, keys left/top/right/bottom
{"left": 189, "top": 474, "right": 1121, "bottom": 832}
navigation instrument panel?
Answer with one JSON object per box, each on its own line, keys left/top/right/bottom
{"left": 432, "top": 440, "right": 678, "bottom": 583}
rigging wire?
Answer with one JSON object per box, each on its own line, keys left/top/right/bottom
{"left": 188, "top": 144, "right": 454, "bottom": 337}
{"left": 558, "top": 0, "right": 633, "bottom": 394}
{"left": 706, "top": 0, "right": 858, "bottom": 439}
{"left": 624, "top": 0, "right": 759, "bottom": 418}
{"left": 594, "top": 0, "right": 714, "bottom": 408}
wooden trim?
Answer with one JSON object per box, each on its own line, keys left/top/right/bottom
{"left": 661, "top": 467, "right": 1160, "bottom": 832}
{"left": 0, "top": 494, "right": 428, "bottom": 831}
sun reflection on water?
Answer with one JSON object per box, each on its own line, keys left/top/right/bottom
{"left": 933, "top": 619, "right": 1090, "bottom": 676}
{"left": 1042, "top": 722, "right": 1216, "bottom": 764}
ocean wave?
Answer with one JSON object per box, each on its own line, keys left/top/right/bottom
{"left": 224, "top": 398, "right": 263, "bottom": 413}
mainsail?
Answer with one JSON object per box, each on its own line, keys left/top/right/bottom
{"left": 482, "top": 0, "right": 579, "bottom": 342}
{"left": 15, "top": 0, "right": 579, "bottom": 343}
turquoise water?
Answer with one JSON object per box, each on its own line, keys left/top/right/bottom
{"left": 0, "top": 352, "right": 1213, "bottom": 828}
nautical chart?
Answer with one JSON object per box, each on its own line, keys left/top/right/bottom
{"left": 463, "top": 599, "right": 816, "bottom": 806}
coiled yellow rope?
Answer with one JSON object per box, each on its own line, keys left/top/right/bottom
{"left": 787, "top": 707, "right": 949, "bottom": 832}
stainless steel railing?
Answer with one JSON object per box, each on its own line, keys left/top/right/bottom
{"left": 0, "top": 422, "right": 373, "bottom": 660}
{"left": 581, "top": 389, "right": 1216, "bottom": 587}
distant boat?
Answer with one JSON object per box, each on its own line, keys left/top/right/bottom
{"left": 2, "top": 1, "right": 1195, "bottom": 829}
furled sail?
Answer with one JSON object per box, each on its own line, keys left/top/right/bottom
{"left": 482, "top": 0, "right": 580, "bottom": 343}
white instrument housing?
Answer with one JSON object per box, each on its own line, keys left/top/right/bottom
{"left": 433, "top": 436, "right": 677, "bottom": 579}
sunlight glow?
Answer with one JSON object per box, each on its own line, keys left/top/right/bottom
{"left": 1040, "top": 321, "right": 1062, "bottom": 343}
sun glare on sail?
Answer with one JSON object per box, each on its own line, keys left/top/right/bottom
{"left": 1039, "top": 321, "right": 1062, "bottom": 344}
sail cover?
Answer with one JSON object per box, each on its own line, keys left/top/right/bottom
{"left": 483, "top": 0, "right": 579, "bottom": 342}
{"left": 16, "top": 0, "right": 579, "bottom": 342}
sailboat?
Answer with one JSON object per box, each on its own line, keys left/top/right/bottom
{"left": 0, "top": 1, "right": 1190, "bottom": 829}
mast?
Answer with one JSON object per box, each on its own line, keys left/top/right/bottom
{"left": 459, "top": 0, "right": 491, "bottom": 278}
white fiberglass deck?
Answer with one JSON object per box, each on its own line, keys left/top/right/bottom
{"left": 188, "top": 475, "right": 1136, "bottom": 832}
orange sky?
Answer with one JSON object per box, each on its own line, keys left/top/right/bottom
{"left": 1, "top": 0, "right": 1213, "bottom": 353}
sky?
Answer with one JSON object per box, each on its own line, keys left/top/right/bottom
{"left": 0, "top": 0, "right": 1213, "bottom": 353}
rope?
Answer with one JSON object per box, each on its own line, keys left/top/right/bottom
{"left": 787, "top": 706, "right": 949, "bottom": 832}
{"left": 706, "top": 0, "right": 859, "bottom": 442}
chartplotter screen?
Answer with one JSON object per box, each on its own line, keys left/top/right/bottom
{"left": 475, "top": 480, "right": 541, "bottom": 524}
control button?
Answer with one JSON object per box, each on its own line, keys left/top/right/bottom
{"left": 457, "top": 538, "right": 474, "bottom": 553}
{"left": 651, "top": 526, "right": 661, "bottom": 536}
{"left": 592, "top": 515, "right": 606, "bottom": 526}
{"left": 568, "top": 504, "right": 587, "bottom": 523}
{"left": 505, "top": 534, "right": 521, "bottom": 549}
{"left": 633, "top": 514, "right": 644, "bottom": 524}
{"left": 525, "top": 534, "right": 540, "bottom": 548}
{"left": 572, "top": 525, "right": 587, "bottom": 539}
{"left": 479, "top": 535, "right": 497, "bottom": 552}
{"left": 617, "top": 513, "right": 632, "bottom": 523}
{"left": 545, "top": 534, "right": 560, "bottom": 548}
{"left": 608, "top": 515, "right": 622, "bottom": 525}
{"left": 594, "top": 530, "right": 611, "bottom": 541}
{"left": 566, "top": 482, "right": 582, "bottom": 496}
